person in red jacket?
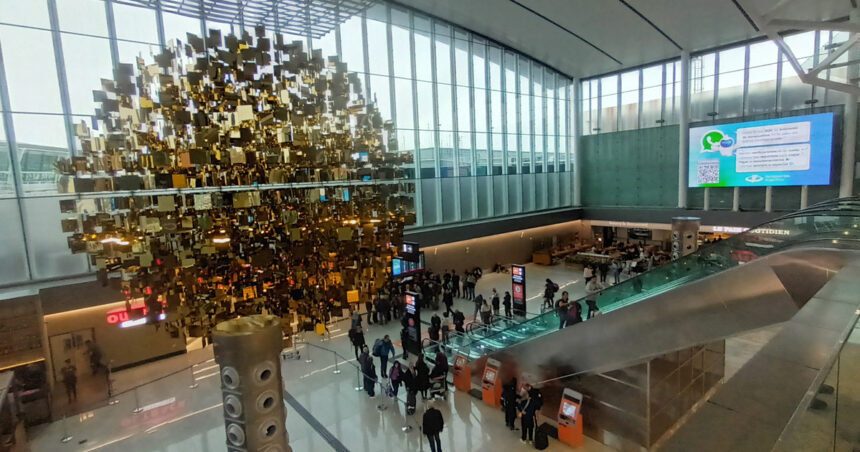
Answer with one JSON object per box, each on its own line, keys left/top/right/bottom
{"left": 422, "top": 403, "right": 444, "bottom": 452}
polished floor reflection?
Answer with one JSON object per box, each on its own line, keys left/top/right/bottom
{"left": 30, "top": 263, "right": 619, "bottom": 451}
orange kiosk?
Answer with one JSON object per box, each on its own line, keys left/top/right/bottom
{"left": 481, "top": 358, "right": 502, "bottom": 408}
{"left": 453, "top": 354, "right": 471, "bottom": 392}
{"left": 558, "top": 388, "right": 584, "bottom": 448}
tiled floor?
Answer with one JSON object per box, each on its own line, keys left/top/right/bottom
{"left": 30, "top": 262, "right": 619, "bottom": 452}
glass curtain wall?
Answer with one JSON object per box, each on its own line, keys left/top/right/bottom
{"left": 0, "top": 0, "right": 575, "bottom": 286}
{"left": 581, "top": 32, "right": 833, "bottom": 135}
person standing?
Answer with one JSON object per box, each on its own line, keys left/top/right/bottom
{"left": 61, "top": 359, "right": 77, "bottom": 404}
{"left": 480, "top": 299, "right": 492, "bottom": 324}
{"left": 400, "top": 326, "right": 410, "bottom": 359}
{"left": 422, "top": 403, "right": 444, "bottom": 452}
{"left": 364, "top": 360, "right": 378, "bottom": 398}
{"left": 389, "top": 361, "right": 404, "bottom": 396}
{"left": 518, "top": 384, "right": 542, "bottom": 444}
{"left": 415, "top": 354, "right": 431, "bottom": 400}
{"left": 556, "top": 291, "right": 570, "bottom": 330}
{"left": 568, "top": 296, "right": 584, "bottom": 327}
{"left": 377, "top": 335, "right": 396, "bottom": 376}
{"left": 85, "top": 340, "right": 103, "bottom": 375}
{"left": 349, "top": 326, "right": 366, "bottom": 359}
{"left": 610, "top": 260, "right": 621, "bottom": 285}
{"left": 543, "top": 281, "right": 555, "bottom": 310}
{"left": 465, "top": 272, "right": 476, "bottom": 300}
{"left": 452, "top": 271, "right": 461, "bottom": 298}
{"left": 502, "top": 378, "right": 519, "bottom": 430}
{"left": 440, "top": 312, "right": 451, "bottom": 346}
{"left": 442, "top": 282, "right": 454, "bottom": 316}
{"left": 358, "top": 344, "right": 371, "bottom": 374}
{"left": 452, "top": 309, "right": 465, "bottom": 333}
{"left": 503, "top": 291, "right": 512, "bottom": 318}
{"left": 472, "top": 294, "right": 484, "bottom": 321}
{"left": 491, "top": 289, "right": 500, "bottom": 316}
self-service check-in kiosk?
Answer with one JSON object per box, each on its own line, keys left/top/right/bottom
{"left": 453, "top": 354, "right": 471, "bottom": 392}
{"left": 558, "top": 388, "right": 584, "bottom": 448}
{"left": 481, "top": 358, "right": 502, "bottom": 407}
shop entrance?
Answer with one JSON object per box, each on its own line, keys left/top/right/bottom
{"left": 48, "top": 328, "right": 94, "bottom": 383}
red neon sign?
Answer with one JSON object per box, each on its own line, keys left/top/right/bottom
{"left": 106, "top": 300, "right": 165, "bottom": 325}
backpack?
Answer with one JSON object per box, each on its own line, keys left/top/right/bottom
{"left": 552, "top": 283, "right": 559, "bottom": 293}
{"left": 534, "top": 424, "right": 549, "bottom": 450}
{"left": 372, "top": 339, "right": 383, "bottom": 357}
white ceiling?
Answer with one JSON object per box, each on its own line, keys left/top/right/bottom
{"left": 395, "top": 0, "right": 855, "bottom": 79}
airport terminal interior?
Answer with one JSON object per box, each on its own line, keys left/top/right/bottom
{"left": 0, "top": 0, "right": 860, "bottom": 451}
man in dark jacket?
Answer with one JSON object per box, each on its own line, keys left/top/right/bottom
{"left": 377, "top": 335, "right": 396, "bottom": 375}
{"left": 452, "top": 271, "right": 461, "bottom": 298}
{"left": 518, "top": 384, "right": 542, "bottom": 444}
{"left": 502, "top": 378, "right": 519, "bottom": 430}
{"left": 422, "top": 404, "right": 444, "bottom": 452}
{"left": 503, "top": 291, "right": 512, "bottom": 318}
{"left": 349, "top": 326, "right": 366, "bottom": 359}
{"left": 452, "top": 310, "right": 465, "bottom": 333}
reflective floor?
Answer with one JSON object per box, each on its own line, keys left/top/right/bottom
{"left": 30, "top": 263, "right": 618, "bottom": 452}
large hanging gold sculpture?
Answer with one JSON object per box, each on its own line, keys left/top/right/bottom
{"left": 53, "top": 26, "right": 415, "bottom": 335}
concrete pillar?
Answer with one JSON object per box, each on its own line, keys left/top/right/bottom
{"left": 678, "top": 51, "right": 691, "bottom": 208}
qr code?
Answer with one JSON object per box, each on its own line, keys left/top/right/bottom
{"left": 697, "top": 159, "right": 720, "bottom": 184}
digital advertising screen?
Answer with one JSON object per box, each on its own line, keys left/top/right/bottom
{"left": 405, "top": 293, "right": 416, "bottom": 314}
{"left": 688, "top": 112, "right": 834, "bottom": 188}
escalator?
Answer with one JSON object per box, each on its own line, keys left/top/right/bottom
{"left": 425, "top": 198, "right": 860, "bottom": 367}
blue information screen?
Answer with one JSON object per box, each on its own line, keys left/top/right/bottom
{"left": 688, "top": 112, "right": 834, "bottom": 187}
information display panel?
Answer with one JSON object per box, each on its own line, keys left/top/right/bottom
{"left": 511, "top": 265, "right": 526, "bottom": 316}
{"left": 688, "top": 112, "right": 834, "bottom": 187}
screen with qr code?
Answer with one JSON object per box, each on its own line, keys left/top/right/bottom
{"left": 688, "top": 112, "right": 834, "bottom": 187}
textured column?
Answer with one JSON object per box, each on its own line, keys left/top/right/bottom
{"left": 214, "top": 315, "right": 290, "bottom": 452}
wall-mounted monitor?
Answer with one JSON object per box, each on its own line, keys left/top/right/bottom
{"left": 688, "top": 112, "right": 834, "bottom": 188}
{"left": 391, "top": 252, "right": 425, "bottom": 277}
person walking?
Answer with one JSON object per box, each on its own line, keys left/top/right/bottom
{"left": 351, "top": 310, "right": 362, "bottom": 330}
{"left": 349, "top": 326, "right": 366, "bottom": 359}
{"left": 491, "top": 289, "right": 500, "bottom": 316}
{"left": 440, "top": 312, "right": 451, "bottom": 346}
{"left": 503, "top": 291, "right": 512, "bottom": 318}
{"left": 422, "top": 403, "right": 444, "bottom": 452}
{"left": 375, "top": 335, "right": 396, "bottom": 376}
{"left": 389, "top": 361, "right": 403, "bottom": 396}
{"left": 557, "top": 291, "right": 570, "bottom": 330}
{"left": 502, "top": 377, "right": 519, "bottom": 430}
{"left": 61, "top": 359, "right": 77, "bottom": 404}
